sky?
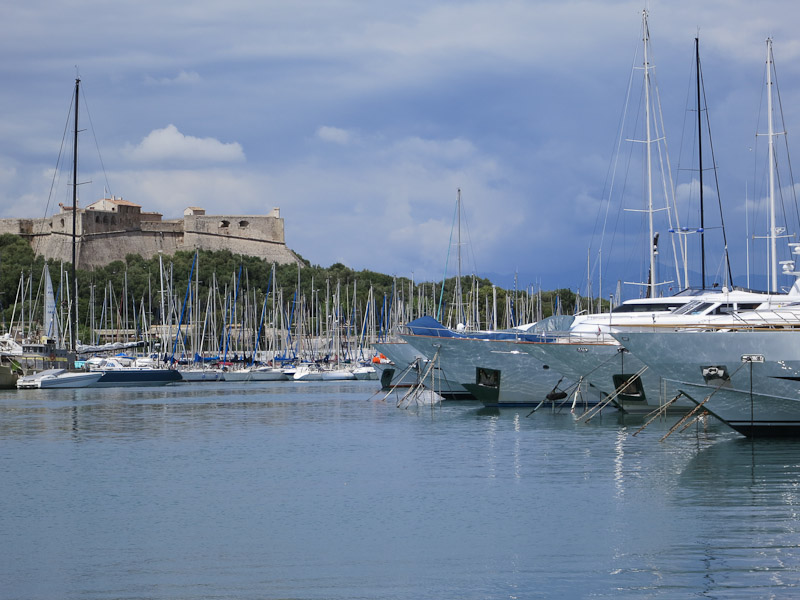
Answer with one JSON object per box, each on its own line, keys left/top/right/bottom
{"left": 2, "top": 0, "right": 800, "bottom": 297}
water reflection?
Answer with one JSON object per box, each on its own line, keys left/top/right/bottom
{"left": 4, "top": 381, "right": 800, "bottom": 598}
{"left": 676, "top": 438, "right": 800, "bottom": 593}
{"left": 0, "top": 381, "right": 377, "bottom": 442}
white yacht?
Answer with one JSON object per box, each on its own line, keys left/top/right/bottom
{"left": 222, "top": 364, "right": 287, "bottom": 382}
{"left": 399, "top": 316, "right": 580, "bottom": 408}
{"left": 17, "top": 368, "right": 102, "bottom": 389}
{"left": 372, "top": 339, "right": 471, "bottom": 400}
{"left": 522, "top": 287, "right": 796, "bottom": 414}
{"left": 613, "top": 327, "right": 800, "bottom": 437}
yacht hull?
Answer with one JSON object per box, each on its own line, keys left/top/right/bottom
{"left": 94, "top": 369, "right": 182, "bottom": 387}
{"left": 522, "top": 339, "right": 693, "bottom": 414}
{"left": 399, "top": 335, "right": 573, "bottom": 407}
{"left": 373, "top": 341, "right": 470, "bottom": 399}
{"left": 616, "top": 330, "right": 800, "bottom": 437}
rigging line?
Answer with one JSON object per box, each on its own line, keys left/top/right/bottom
{"left": 615, "top": 61, "right": 649, "bottom": 291}
{"left": 775, "top": 163, "right": 792, "bottom": 249}
{"left": 674, "top": 40, "right": 697, "bottom": 233}
{"left": 36, "top": 89, "right": 75, "bottom": 259}
{"left": 650, "top": 49, "right": 683, "bottom": 286}
{"left": 79, "top": 83, "right": 112, "bottom": 199}
{"left": 772, "top": 62, "right": 800, "bottom": 234}
{"left": 675, "top": 46, "right": 702, "bottom": 286}
{"left": 749, "top": 60, "right": 768, "bottom": 279}
{"left": 460, "top": 196, "right": 479, "bottom": 282}
{"left": 700, "top": 57, "right": 734, "bottom": 286}
{"left": 436, "top": 199, "right": 458, "bottom": 322}
{"left": 592, "top": 30, "right": 640, "bottom": 292}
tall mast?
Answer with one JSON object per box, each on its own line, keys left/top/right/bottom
{"left": 71, "top": 78, "right": 80, "bottom": 352}
{"left": 456, "top": 188, "right": 463, "bottom": 325}
{"left": 696, "top": 37, "right": 706, "bottom": 289}
{"left": 767, "top": 38, "right": 778, "bottom": 292}
{"left": 643, "top": 11, "right": 656, "bottom": 298}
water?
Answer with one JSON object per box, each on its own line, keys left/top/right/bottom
{"left": 2, "top": 381, "right": 800, "bottom": 599}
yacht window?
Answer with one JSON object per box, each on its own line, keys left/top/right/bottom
{"left": 612, "top": 303, "right": 681, "bottom": 314}
{"left": 736, "top": 303, "right": 762, "bottom": 311}
{"left": 688, "top": 302, "right": 714, "bottom": 315}
{"left": 672, "top": 301, "right": 703, "bottom": 315}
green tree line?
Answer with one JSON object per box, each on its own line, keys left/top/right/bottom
{"left": 0, "top": 233, "right": 586, "bottom": 340}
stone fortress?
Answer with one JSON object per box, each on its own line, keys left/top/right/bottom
{"left": 0, "top": 197, "right": 303, "bottom": 269}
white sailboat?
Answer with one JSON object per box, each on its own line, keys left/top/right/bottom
{"left": 608, "top": 38, "right": 800, "bottom": 436}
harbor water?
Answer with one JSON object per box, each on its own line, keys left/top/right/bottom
{"left": 2, "top": 380, "right": 800, "bottom": 599}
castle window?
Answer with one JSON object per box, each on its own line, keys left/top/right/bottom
{"left": 111, "top": 216, "right": 117, "bottom": 225}
{"left": 60, "top": 218, "right": 64, "bottom": 226}
{"left": 239, "top": 220, "right": 249, "bottom": 228}
{"left": 220, "top": 220, "right": 230, "bottom": 228}
{"left": 95, "top": 216, "right": 100, "bottom": 223}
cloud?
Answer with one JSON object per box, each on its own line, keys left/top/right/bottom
{"left": 388, "top": 137, "right": 477, "bottom": 163}
{"left": 317, "top": 126, "right": 352, "bottom": 144}
{"left": 4, "top": 0, "right": 800, "bottom": 292}
{"left": 125, "top": 125, "right": 245, "bottom": 164}
{"left": 104, "top": 168, "right": 268, "bottom": 219}
{"left": 0, "top": 163, "right": 16, "bottom": 185}
{"left": 144, "top": 70, "right": 202, "bottom": 85}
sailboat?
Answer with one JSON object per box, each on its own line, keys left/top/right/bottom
{"left": 16, "top": 265, "right": 101, "bottom": 388}
{"left": 609, "top": 38, "right": 800, "bottom": 436}
{"left": 395, "top": 189, "right": 513, "bottom": 401}
{"left": 517, "top": 16, "right": 779, "bottom": 415}
{"left": 402, "top": 15, "right": 696, "bottom": 411}
{"left": 51, "top": 78, "right": 180, "bottom": 387}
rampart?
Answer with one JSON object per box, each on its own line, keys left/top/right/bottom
{"left": 0, "top": 199, "right": 303, "bottom": 269}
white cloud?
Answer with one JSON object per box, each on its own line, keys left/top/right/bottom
{"left": 317, "top": 126, "right": 352, "bottom": 144}
{"left": 144, "top": 70, "right": 202, "bottom": 85}
{"left": 4, "top": 0, "right": 800, "bottom": 290}
{"left": 125, "top": 125, "right": 245, "bottom": 164}
{"left": 104, "top": 168, "right": 268, "bottom": 219}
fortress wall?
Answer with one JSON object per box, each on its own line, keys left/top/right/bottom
{"left": 28, "top": 232, "right": 79, "bottom": 265}
{"left": 29, "top": 230, "right": 182, "bottom": 269}
{"left": 178, "top": 234, "right": 301, "bottom": 264}
{"left": 0, "top": 219, "right": 37, "bottom": 236}
{"left": 183, "top": 214, "right": 285, "bottom": 245}
{"left": 179, "top": 214, "right": 300, "bottom": 265}
{"left": 0, "top": 207, "right": 302, "bottom": 268}
{"left": 78, "top": 230, "right": 183, "bottom": 269}
{"left": 141, "top": 220, "right": 184, "bottom": 235}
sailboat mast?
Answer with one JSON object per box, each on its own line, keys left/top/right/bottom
{"left": 767, "top": 38, "right": 778, "bottom": 292}
{"left": 71, "top": 77, "right": 80, "bottom": 352}
{"left": 456, "top": 188, "right": 463, "bottom": 325}
{"left": 696, "top": 37, "right": 706, "bottom": 289}
{"left": 643, "top": 11, "right": 656, "bottom": 299}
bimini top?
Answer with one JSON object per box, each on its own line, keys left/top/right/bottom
{"left": 404, "top": 316, "right": 554, "bottom": 342}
